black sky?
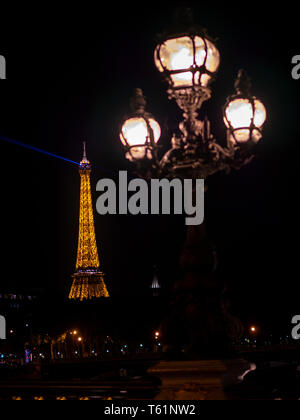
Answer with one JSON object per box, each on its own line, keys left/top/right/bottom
{"left": 0, "top": 2, "right": 300, "bottom": 330}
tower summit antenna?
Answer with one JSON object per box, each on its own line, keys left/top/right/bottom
{"left": 83, "top": 141, "right": 87, "bottom": 161}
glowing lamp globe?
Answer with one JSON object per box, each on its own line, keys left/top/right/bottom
{"left": 154, "top": 35, "right": 220, "bottom": 89}
{"left": 120, "top": 117, "right": 161, "bottom": 161}
{"left": 224, "top": 70, "right": 267, "bottom": 144}
{"left": 224, "top": 98, "right": 266, "bottom": 143}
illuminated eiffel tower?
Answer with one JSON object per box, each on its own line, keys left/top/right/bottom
{"left": 69, "top": 142, "right": 109, "bottom": 301}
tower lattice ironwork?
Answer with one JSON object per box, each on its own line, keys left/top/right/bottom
{"left": 69, "top": 142, "right": 109, "bottom": 301}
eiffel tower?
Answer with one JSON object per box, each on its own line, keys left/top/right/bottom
{"left": 69, "top": 142, "right": 109, "bottom": 301}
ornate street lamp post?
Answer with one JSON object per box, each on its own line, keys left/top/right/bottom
{"left": 118, "top": 12, "right": 267, "bottom": 355}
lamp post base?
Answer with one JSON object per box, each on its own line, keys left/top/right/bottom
{"left": 148, "top": 358, "right": 253, "bottom": 400}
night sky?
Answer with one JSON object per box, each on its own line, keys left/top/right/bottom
{"left": 0, "top": 2, "right": 300, "bottom": 332}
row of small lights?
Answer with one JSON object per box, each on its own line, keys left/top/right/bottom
{"left": 2, "top": 327, "right": 295, "bottom": 362}
{"left": 52, "top": 330, "right": 162, "bottom": 356}
{"left": 3, "top": 330, "right": 162, "bottom": 358}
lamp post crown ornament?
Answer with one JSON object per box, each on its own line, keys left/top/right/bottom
{"left": 158, "top": 5, "right": 214, "bottom": 44}
{"left": 234, "top": 69, "right": 252, "bottom": 96}
{"left": 130, "top": 88, "right": 147, "bottom": 116}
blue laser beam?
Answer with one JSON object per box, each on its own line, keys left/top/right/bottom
{"left": 0, "top": 134, "right": 121, "bottom": 177}
{"left": 0, "top": 135, "right": 79, "bottom": 165}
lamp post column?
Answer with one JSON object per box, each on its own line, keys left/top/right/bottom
{"left": 161, "top": 220, "right": 243, "bottom": 356}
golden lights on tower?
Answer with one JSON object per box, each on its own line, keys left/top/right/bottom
{"left": 68, "top": 142, "right": 109, "bottom": 301}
